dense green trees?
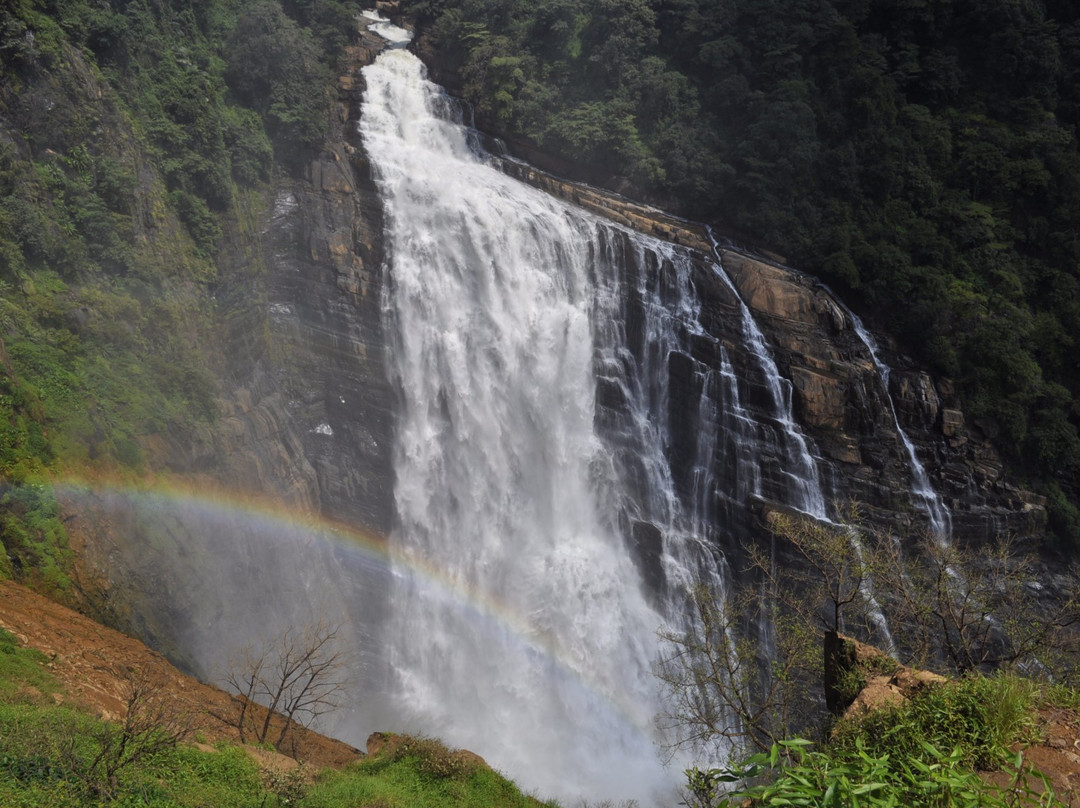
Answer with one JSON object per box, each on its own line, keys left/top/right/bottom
{"left": 404, "top": 0, "right": 1080, "bottom": 543}
{"left": 0, "top": 0, "right": 351, "bottom": 594}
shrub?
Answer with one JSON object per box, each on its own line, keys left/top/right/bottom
{"left": 831, "top": 674, "right": 1039, "bottom": 770}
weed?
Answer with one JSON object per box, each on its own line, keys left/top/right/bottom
{"left": 832, "top": 673, "right": 1038, "bottom": 770}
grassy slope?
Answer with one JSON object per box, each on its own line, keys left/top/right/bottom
{"left": 0, "top": 625, "right": 555, "bottom": 808}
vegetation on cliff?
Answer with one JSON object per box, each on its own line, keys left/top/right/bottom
{"left": 0, "top": 0, "right": 357, "bottom": 595}
{"left": 401, "top": 0, "right": 1080, "bottom": 541}
{"left": 689, "top": 673, "right": 1066, "bottom": 807}
{"left": 662, "top": 511, "right": 1080, "bottom": 806}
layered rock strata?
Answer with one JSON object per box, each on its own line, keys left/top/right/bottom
{"left": 499, "top": 157, "right": 1045, "bottom": 544}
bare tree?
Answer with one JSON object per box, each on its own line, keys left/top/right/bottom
{"left": 656, "top": 507, "right": 882, "bottom": 760}
{"left": 62, "top": 665, "right": 191, "bottom": 800}
{"left": 751, "top": 506, "right": 887, "bottom": 638}
{"left": 876, "top": 534, "right": 1080, "bottom": 676}
{"left": 223, "top": 619, "right": 348, "bottom": 751}
{"left": 655, "top": 582, "right": 820, "bottom": 759}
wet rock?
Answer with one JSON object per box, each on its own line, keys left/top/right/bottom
{"left": 790, "top": 366, "right": 846, "bottom": 429}
{"left": 942, "top": 408, "right": 964, "bottom": 436}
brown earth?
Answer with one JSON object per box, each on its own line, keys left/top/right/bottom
{"left": 993, "top": 707, "right": 1080, "bottom": 806}
{"left": 0, "top": 578, "right": 364, "bottom": 773}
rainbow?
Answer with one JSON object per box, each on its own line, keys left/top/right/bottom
{"left": 42, "top": 473, "right": 663, "bottom": 746}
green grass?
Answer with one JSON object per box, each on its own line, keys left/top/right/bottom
{"left": 0, "top": 628, "right": 58, "bottom": 698}
{"left": 305, "top": 735, "right": 555, "bottom": 808}
{"left": 0, "top": 629, "right": 559, "bottom": 807}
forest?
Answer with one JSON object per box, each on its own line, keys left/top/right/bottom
{"left": 401, "top": 0, "right": 1080, "bottom": 543}
{"left": 0, "top": 0, "right": 352, "bottom": 594}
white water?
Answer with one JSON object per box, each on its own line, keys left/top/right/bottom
{"left": 358, "top": 9, "right": 412, "bottom": 46}
{"left": 361, "top": 49, "right": 671, "bottom": 803}
{"left": 359, "top": 47, "right": 839, "bottom": 803}
{"left": 847, "top": 313, "right": 952, "bottom": 539}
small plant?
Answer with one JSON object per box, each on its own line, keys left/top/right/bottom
{"left": 60, "top": 664, "right": 191, "bottom": 799}
{"left": 862, "top": 652, "right": 901, "bottom": 677}
{"left": 836, "top": 666, "right": 867, "bottom": 704}
{"left": 259, "top": 763, "right": 309, "bottom": 807}
{"left": 1039, "top": 682, "right": 1080, "bottom": 711}
{"left": 386, "top": 735, "right": 480, "bottom": 780}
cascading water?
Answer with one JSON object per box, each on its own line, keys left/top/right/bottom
{"left": 846, "top": 311, "right": 953, "bottom": 539}
{"left": 706, "top": 236, "right": 828, "bottom": 520}
{"left": 361, "top": 48, "right": 670, "bottom": 802}
{"left": 359, "top": 44, "right": 839, "bottom": 803}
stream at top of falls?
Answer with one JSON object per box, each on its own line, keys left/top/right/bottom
{"left": 359, "top": 47, "right": 833, "bottom": 804}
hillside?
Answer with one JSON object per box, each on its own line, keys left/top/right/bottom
{"left": 0, "top": 577, "right": 363, "bottom": 766}
{"left": 0, "top": 577, "right": 553, "bottom": 807}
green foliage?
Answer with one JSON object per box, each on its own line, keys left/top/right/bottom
{"left": 224, "top": 105, "right": 274, "bottom": 185}
{"left": 169, "top": 189, "right": 223, "bottom": 257}
{"left": 0, "top": 693, "right": 552, "bottom": 808}
{"left": 0, "top": 698, "right": 267, "bottom": 807}
{"left": 689, "top": 675, "right": 1057, "bottom": 807}
{"left": 0, "top": 0, "right": 355, "bottom": 591}
{"left": 696, "top": 737, "right": 1056, "bottom": 808}
{"left": 225, "top": 0, "right": 332, "bottom": 162}
{"left": 0, "top": 480, "right": 71, "bottom": 595}
{"left": 0, "top": 628, "right": 59, "bottom": 698}
{"left": 831, "top": 674, "right": 1038, "bottom": 771}
{"left": 0, "top": 587, "right": 552, "bottom": 808}
{"left": 304, "top": 734, "right": 552, "bottom": 808}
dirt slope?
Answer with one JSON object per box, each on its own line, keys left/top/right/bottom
{"left": 0, "top": 579, "right": 363, "bottom": 770}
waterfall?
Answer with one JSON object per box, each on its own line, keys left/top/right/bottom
{"left": 359, "top": 46, "right": 838, "bottom": 802}
{"left": 361, "top": 49, "right": 669, "bottom": 802}
{"left": 846, "top": 311, "right": 952, "bottom": 539}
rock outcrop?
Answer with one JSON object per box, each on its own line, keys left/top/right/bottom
{"left": 824, "top": 632, "right": 945, "bottom": 718}
{"left": 500, "top": 155, "right": 1045, "bottom": 545}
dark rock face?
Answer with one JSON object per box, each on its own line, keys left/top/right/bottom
{"left": 164, "top": 40, "right": 396, "bottom": 538}
{"left": 217, "top": 43, "right": 396, "bottom": 531}
{"left": 69, "top": 41, "right": 397, "bottom": 678}
{"left": 716, "top": 250, "right": 1045, "bottom": 541}
{"left": 254, "top": 62, "right": 395, "bottom": 535}
{"left": 500, "top": 164, "right": 1046, "bottom": 552}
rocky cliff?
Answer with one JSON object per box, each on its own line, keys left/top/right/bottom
{"left": 67, "top": 30, "right": 398, "bottom": 678}
{"left": 497, "top": 157, "right": 1045, "bottom": 548}
{"left": 719, "top": 250, "right": 1045, "bottom": 542}
{"left": 64, "top": 11, "right": 1048, "bottom": 680}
